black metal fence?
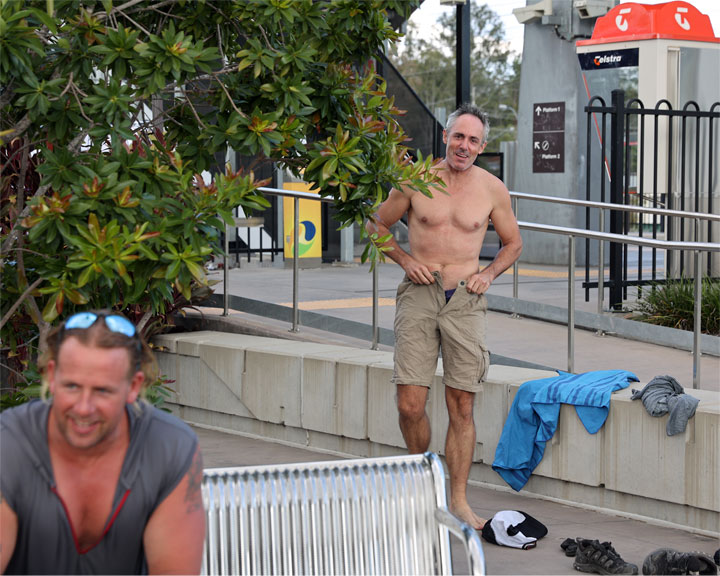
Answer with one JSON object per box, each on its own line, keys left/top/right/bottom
{"left": 584, "top": 90, "right": 719, "bottom": 309}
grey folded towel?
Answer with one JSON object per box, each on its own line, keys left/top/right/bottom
{"left": 630, "top": 375, "right": 700, "bottom": 436}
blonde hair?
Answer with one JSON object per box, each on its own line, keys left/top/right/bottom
{"left": 39, "top": 310, "right": 158, "bottom": 402}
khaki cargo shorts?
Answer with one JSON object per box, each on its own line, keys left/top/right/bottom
{"left": 392, "top": 272, "right": 490, "bottom": 393}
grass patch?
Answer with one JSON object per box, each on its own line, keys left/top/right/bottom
{"left": 633, "top": 277, "right": 720, "bottom": 336}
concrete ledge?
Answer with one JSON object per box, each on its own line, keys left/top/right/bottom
{"left": 155, "top": 330, "right": 720, "bottom": 535}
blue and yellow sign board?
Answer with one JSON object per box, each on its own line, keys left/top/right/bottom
{"left": 282, "top": 182, "right": 321, "bottom": 259}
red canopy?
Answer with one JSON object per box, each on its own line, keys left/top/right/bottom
{"left": 577, "top": 1, "right": 719, "bottom": 45}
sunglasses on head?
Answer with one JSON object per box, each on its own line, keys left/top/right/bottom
{"left": 61, "top": 312, "right": 142, "bottom": 371}
{"left": 63, "top": 312, "right": 137, "bottom": 337}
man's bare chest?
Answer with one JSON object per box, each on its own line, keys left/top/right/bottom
{"left": 411, "top": 191, "right": 491, "bottom": 232}
{"left": 52, "top": 454, "right": 125, "bottom": 549}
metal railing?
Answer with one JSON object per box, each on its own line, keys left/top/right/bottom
{"left": 584, "top": 92, "right": 719, "bottom": 308}
{"left": 222, "top": 187, "right": 334, "bottom": 332}
{"left": 509, "top": 191, "right": 720, "bottom": 315}
{"left": 221, "top": 186, "right": 720, "bottom": 389}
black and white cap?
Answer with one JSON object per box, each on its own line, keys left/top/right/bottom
{"left": 481, "top": 510, "right": 548, "bottom": 550}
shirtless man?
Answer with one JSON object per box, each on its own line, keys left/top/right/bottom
{"left": 0, "top": 311, "right": 205, "bottom": 574}
{"left": 366, "top": 103, "right": 522, "bottom": 529}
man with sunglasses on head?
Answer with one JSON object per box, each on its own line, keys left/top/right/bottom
{"left": 0, "top": 311, "right": 206, "bottom": 575}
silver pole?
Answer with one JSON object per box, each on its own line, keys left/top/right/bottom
{"left": 568, "top": 235, "right": 575, "bottom": 373}
{"left": 511, "top": 196, "right": 520, "bottom": 318}
{"left": 223, "top": 223, "right": 229, "bottom": 316}
{"left": 291, "top": 197, "right": 300, "bottom": 333}
{"left": 372, "top": 264, "right": 379, "bottom": 350}
{"left": 693, "top": 250, "right": 702, "bottom": 389}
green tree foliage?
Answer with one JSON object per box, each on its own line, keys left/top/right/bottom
{"left": 0, "top": 0, "right": 439, "bottom": 396}
{"left": 389, "top": 1, "right": 521, "bottom": 149}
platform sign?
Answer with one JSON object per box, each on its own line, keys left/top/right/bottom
{"left": 532, "top": 102, "right": 565, "bottom": 173}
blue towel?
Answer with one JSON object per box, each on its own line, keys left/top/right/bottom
{"left": 492, "top": 369, "right": 638, "bottom": 491}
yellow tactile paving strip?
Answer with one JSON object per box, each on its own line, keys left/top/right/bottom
{"left": 276, "top": 265, "right": 660, "bottom": 310}
{"left": 278, "top": 297, "right": 397, "bottom": 310}
{"left": 280, "top": 298, "right": 395, "bottom": 310}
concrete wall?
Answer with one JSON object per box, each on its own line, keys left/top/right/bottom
{"left": 154, "top": 331, "right": 719, "bottom": 535}
{"left": 514, "top": 1, "right": 597, "bottom": 265}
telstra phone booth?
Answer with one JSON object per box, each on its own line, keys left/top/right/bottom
{"left": 575, "top": 1, "right": 719, "bottom": 278}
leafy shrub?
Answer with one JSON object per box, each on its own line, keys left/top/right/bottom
{"left": 143, "top": 374, "right": 176, "bottom": 413}
{"left": 1, "top": 0, "right": 436, "bottom": 407}
{"left": 633, "top": 278, "right": 720, "bottom": 336}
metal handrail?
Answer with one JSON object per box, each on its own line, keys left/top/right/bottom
{"left": 222, "top": 186, "right": 333, "bottom": 329}
{"left": 221, "top": 186, "right": 719, "bottom": 388}
{"left": 510, "top": 191, "right": 720, "bottom": 222}
{"left": 510, "top": 190, "right": 718, "bottom": 335}
{"left": 517, "top": 221, "right": 718, "bottom": 250}
{"left": 516, "top": 221, "right": 719, "bottom": 387}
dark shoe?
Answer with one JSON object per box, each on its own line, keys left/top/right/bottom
{"left": 562, "top": 538, "right": 579, "bottom": 557}
{"left": 574, "top": 539, "right": 639, "bottom": 575}
{"left": 642, "top": 548, "right": 718, "bottom": 575}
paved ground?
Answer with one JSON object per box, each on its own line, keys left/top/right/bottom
{"left": 197, "top": 426, "right": 720, "bottom": 575}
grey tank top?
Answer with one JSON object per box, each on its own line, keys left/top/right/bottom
{"left": 0, "top": 400, "right": 198, "bottom": 574}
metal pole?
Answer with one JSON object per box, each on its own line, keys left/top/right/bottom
{"left": 223, "top": 223, "right": 229, "bottom": 316}
{"left": 456, "top": 1, "right": 471, "bottom": 107}
{"left": 511, "top": 197, "right": 520, "bottom": 318}
{"left": 568, "top": 235, "right": 576, "bottom": 373}
{"left": 596, "top": 209, "right": 605, "bottom": 335}
{"left": 609, "top": 90, "right": 625, "bottom": 310}
{"left": 372, "top": 264, "right": 379, "bottom": 350}
{"left": 291, "top": 197, "right": 300, "bottom": 332}
{"left": 693, "top": 250, "right": 702, "bottom": 389}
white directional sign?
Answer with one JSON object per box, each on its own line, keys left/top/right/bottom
{"left": 532, "top": 102, "right": 565, "bottom": 173}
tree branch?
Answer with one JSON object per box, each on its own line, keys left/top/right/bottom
{"left": 2, "top": 115, "right": 32, "bottom": 144}
{"left": 137, "top": 308, "right": 154, "bottom": 334}
{"left": 0, "top": 184, "right": 47, "bottom": 256}
{"left": 36, "top": 312, "right": 52, "bottom": 359}
{"left": 17, "top": 136, "right": 29, "bottom": 215}
{"left": 0, "top": 84, "right": 15, "bottom": 110}
{"left": 114, "top": 8, "right": 151, "bottom": 37}
{"left": 0, "top": 138, "right": 39, "bottom": 180}
{"left": 1, "top": 127, "right": 87, "bottom": 256}
{"left": 126, "top": 0, "right": 176, "bottom": 15}
{"left": 180, "top": 87, "right": 208, "bottom": 130}
{"left": 112, "top": 0, "right": 146, "bottom": 15}
{"left": 0, "top": 277, "right": 43, "bottom": 332}
{"left": 67, "top": 128, "right": 91, "bottom": 154}
{"left": 211, "top": 72, "right": 247, "bottom": 119}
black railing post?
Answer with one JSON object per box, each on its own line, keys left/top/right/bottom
{"left": 609, "top": 90, "right": 625, "bottom": 310}
{"left": 456, "top": 1, "right": 471, "bottom": 107}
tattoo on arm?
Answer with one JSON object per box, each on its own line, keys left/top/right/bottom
{"left": 184, "top": 448, "right": 203, "bottom": 514}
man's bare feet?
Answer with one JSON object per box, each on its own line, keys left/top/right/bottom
{"left": 451, "top": 503, "right": 486, "bottom": 530}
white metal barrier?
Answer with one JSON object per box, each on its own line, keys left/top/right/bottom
{"left": 202, "top": 452, "right": 486, "bottom": 576}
